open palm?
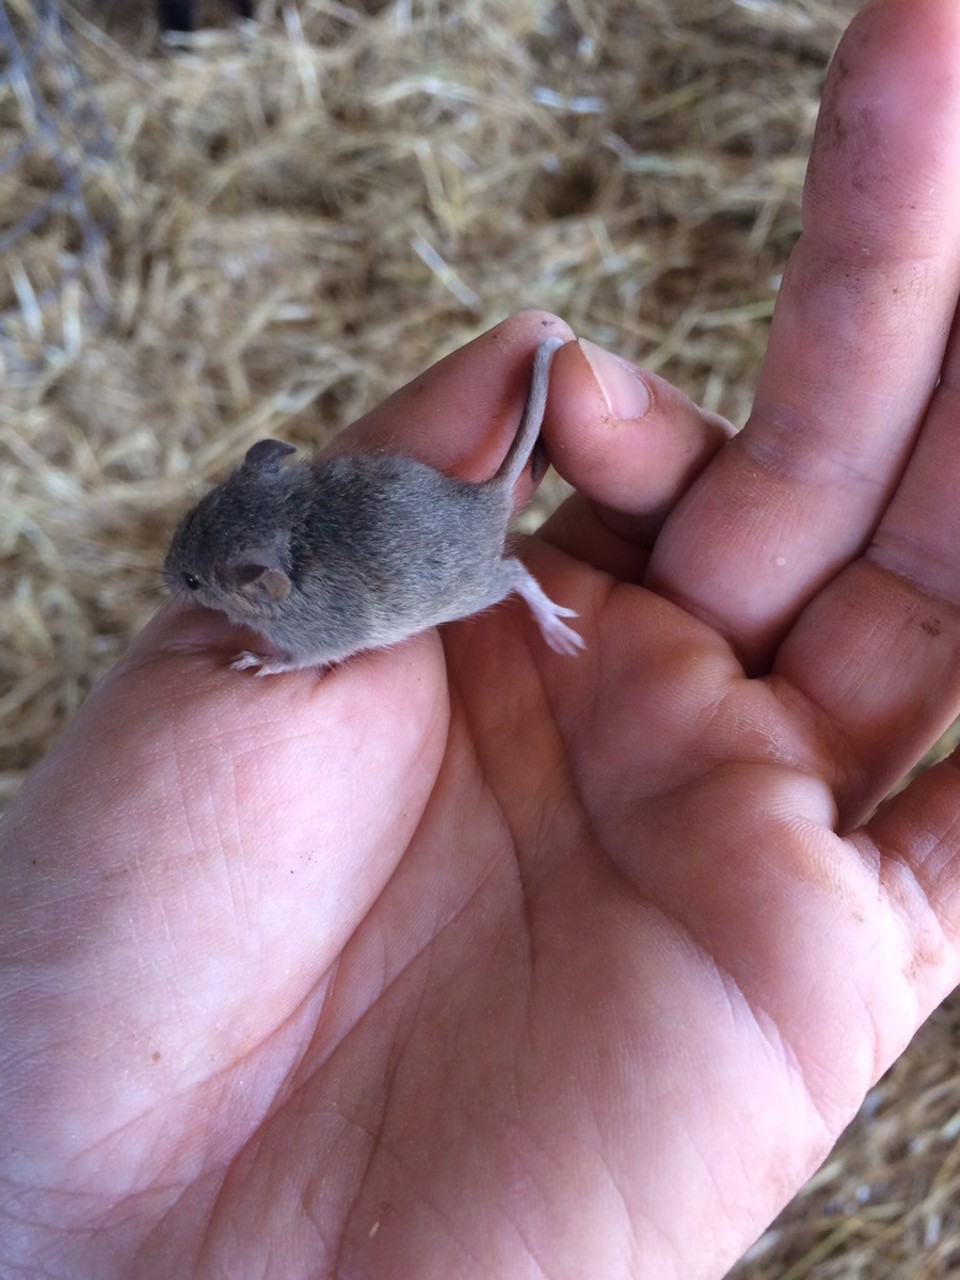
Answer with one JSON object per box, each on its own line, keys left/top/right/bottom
{"left": 6, "top": 3, "right": 960, "bottom": 1277}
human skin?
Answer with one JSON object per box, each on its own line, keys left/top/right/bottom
{"left": 4, "top": 0, "right": 960, "bottom": 1275}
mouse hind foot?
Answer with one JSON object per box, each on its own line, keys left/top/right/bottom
{"left": 497, "top": 559, "right": 585, "bottom": 655}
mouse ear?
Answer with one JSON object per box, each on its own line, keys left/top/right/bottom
{"left": 242, "top": 439, "right": 297, "bottom": 475}
{"left": 227, "top": 547, "right": 292, "bottom": 603}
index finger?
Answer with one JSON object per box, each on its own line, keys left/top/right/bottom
{"left": 647, "top": 0, "right": 960, "bottom": 671}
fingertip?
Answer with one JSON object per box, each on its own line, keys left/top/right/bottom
{"left": 806, "top": 0, "right": 960, "bottom": 241}
{"left": 132, "top": 597, "right": 242, "bottom": 657}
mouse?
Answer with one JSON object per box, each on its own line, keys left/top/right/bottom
{"left": 162, "top": 336, "right": 585, "bottom": 675}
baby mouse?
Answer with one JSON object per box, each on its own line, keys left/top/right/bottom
{"left": 163, "top": 336, "right": 584, "bottom": 675}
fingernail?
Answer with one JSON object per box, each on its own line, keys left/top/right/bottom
{"left": 578, "top": 338, "right": 652, "bottom": 420}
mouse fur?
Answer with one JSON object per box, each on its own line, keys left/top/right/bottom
{"left": 163, "top": 338, "right": 584, "bottom": 674}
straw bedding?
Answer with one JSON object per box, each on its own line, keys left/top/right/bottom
{"left": 5, "top": 0, "right": 960, "bottom": 1274}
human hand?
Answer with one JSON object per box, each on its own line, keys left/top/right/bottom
{"left": 5, "top": 2, "right": 960, "bottom": 1276}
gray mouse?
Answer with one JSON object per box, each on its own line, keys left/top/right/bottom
{"left": 163, "top": 336, "right": 584, "bottom": 675}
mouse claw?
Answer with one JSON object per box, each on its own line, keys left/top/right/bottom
{"left": 230, "top": 651, "right": 263, "bottom": 672}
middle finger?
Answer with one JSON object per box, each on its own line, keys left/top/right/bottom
{"left": 646, "top": 0, "right": 960, "bottom": 672}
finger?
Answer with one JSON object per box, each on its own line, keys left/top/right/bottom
{"left": 10, "top": 596, "right": 449, "bottom": 957}
{"left": 547, "top": 340, "right": 734, "bottom": 520}
{"left": 0, "top": 598, "right": 449, "bottom": 1156}
{"left": 539, "top": 340, "right": 733, "bottom": 578}
{"left": 774, "top": 310, "right": 960, "bottom": 826}
{"left": 648, "top": 0, "right": 960, "bottom": 671}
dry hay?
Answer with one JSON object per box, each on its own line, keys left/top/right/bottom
{"left": 7, "top": 1, "right": 960, "bottom": 1277}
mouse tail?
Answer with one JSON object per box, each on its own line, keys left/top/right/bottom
{"left": 493, "top": 336, "right": 565, "bottom": 488}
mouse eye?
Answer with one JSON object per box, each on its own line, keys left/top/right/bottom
{"left": 182, "top": 573, "right": 202, "bottom": 591}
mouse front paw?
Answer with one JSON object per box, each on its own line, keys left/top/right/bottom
{"left": 230, "top": 650, "right": 291, "bottom": 677}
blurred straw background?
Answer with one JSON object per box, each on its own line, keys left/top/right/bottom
{"left": 5, "top": 1, "right": 960, "bottom": 1275}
